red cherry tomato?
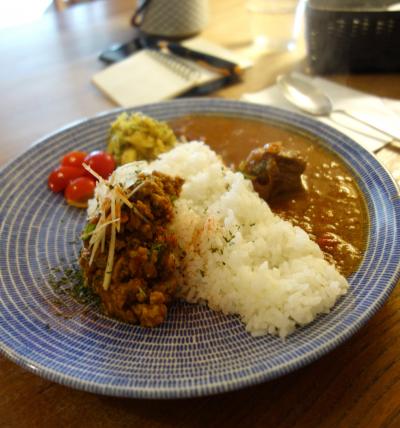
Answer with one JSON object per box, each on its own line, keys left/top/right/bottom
{"left": 48, "top": 166, "right": 86, "bottom": 193}
{"left": 83, "top": 151, "right": 115, "bottom": 179}
{"left": 61, "top": 151, "right": 87, "bottom": 169}
{"left": 64, "top": 177, "right": 96, "bottom": 208}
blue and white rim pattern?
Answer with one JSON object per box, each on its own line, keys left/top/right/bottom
{"left": 0, "top": 99, "right": 399, "bottom": 399}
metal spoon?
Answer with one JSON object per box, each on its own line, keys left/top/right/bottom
{"left": 277, "top": 74, "right": 398, "bottom": 144}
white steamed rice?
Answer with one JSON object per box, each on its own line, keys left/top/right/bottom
{"left": 96, "top": 141, "right": 349, "bottom": 337}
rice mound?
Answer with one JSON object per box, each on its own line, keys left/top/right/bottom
{"left": 113, "top": 141, "right": 349, "bottom": 337}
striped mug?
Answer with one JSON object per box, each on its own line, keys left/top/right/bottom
{"left": 133, "top": 0, "right": 209, "bottom": 39}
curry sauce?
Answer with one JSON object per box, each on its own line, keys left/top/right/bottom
{"left": 170, "top": 115, "right": 368, "bottom": 276}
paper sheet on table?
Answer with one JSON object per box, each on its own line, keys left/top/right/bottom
{"left": 242, "top": 73, "right": 400, "bottom": 153}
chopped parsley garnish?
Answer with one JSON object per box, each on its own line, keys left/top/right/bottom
{"left": 81, "top": 223, "right": 96, "bottom": 240}
{"left": 151, "top": 242, "right": 166, "bottom": 253}
{"left": 49, "top": 265, "right": 100, "bottom": 307}
{"left": 223, "top": 231, "right": 235, "bottom": 243}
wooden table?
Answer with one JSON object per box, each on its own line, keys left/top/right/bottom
{"left": 1, "top": 1, "right": 399, "bottom": 427}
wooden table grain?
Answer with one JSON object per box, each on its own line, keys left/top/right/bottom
{"left": 0, "top": 1, "right": 399, "bottom": 427}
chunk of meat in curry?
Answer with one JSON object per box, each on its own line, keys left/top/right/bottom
{"left": 239, "top": 142, "right": 306, "bottom": 201}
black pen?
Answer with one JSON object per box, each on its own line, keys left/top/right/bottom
{"left": 157, "top": 40, "right": 243, "bottom": 77}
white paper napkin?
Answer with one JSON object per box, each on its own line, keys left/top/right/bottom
{"left": 242, "top": 73, "right": 400, "bottom": 152}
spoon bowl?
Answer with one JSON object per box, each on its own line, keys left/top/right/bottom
{"left": 277, "top": 74, "right": 332, "bottom": 116}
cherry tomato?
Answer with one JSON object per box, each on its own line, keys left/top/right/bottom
{"left": 61, "top": 151, "right": 87, "bottom": 169}
{"left": 48, "top": 166, "right": 86, "bottom": 193}
{"left": 64, "top": 177, "right": 96, "bottom": 208}
{"left": 83, "top": 151, "right": 115, "bottom": 179}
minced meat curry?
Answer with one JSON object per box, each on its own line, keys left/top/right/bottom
{"left": 79, "top": 171, "right": 184, "bottom": 327}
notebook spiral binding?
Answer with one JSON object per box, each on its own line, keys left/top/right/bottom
{"left": 147, "top": 49, "right": 202, "bottom": 82}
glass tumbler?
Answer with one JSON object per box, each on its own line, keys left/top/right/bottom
{"left": 246, "top": 0, "right": 305, "bottom": 53}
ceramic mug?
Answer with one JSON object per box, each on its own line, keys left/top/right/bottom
{"left": 133, "top": 0, "right": 209, "bottom": 39}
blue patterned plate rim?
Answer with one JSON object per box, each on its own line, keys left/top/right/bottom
{"left": 0, "top": 98, "right": 399, "bottom": 399}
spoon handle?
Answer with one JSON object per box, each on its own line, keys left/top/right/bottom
{"left": 327, "top": 116, "right": 388, "bottom": 143}
{"left": 333, "top": 109, "right": 399, "bottom": 142}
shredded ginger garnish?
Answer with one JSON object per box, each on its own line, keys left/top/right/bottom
{"left": 83, "top": 163, "right": 144, "bottom": 290}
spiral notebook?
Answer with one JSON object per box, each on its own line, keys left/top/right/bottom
{"left": 92, "top": 39, "right": 252, "bottom": 107}
{"left": 93, "top": 49, "right": 222, "bottom": 107}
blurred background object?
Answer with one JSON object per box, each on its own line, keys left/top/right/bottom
{"left": 306, "top": 0, "right": 400, "bottom": 73}
{"left": 245, "top": 0, "right": 306, "bottom": 55}
{"left": 0, "top": 0, "right": 96, "bottom": 29}
{"left": 132, "top": 0, "right": 209, "bottom": 40}
{"left": 54, "top": 0, "right": 95, "bottom": 11}
{"left": 0, "top": 0, "right": 52, "bottom": 28}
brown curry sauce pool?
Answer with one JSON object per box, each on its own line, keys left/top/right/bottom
{"left": 170, "top": 114, "right": 368, "bottom": 277}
